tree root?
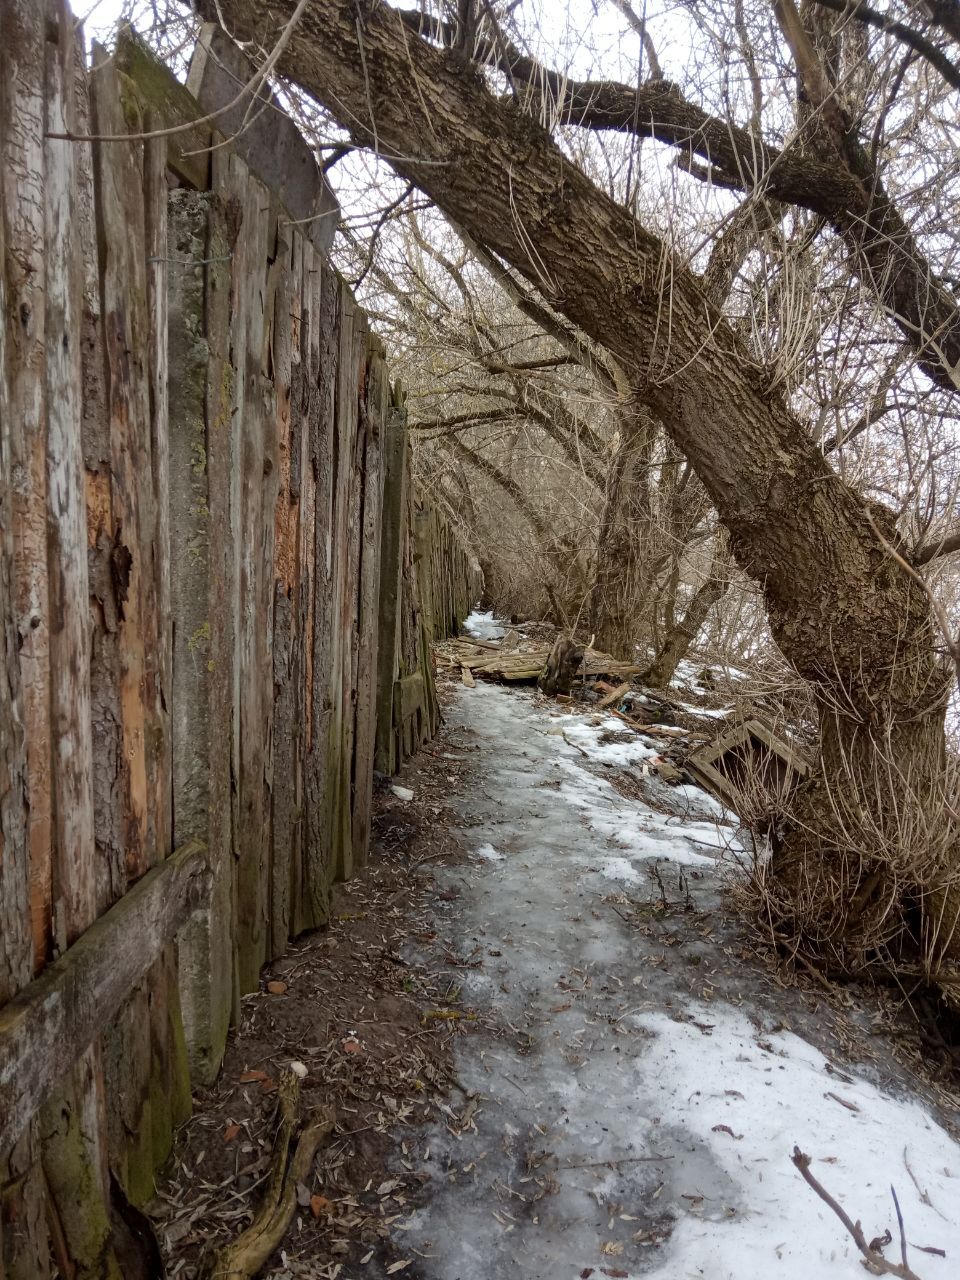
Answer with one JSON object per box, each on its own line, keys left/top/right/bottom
{"left": 202, "top": 1070, "right": 334, "bottom": 1280}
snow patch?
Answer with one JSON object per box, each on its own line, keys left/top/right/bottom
{"left": 392, "top": 683, "right": 960, "bottom": 1280}
{"left": 462, "top": 608, "right": 505, "bottom": 640}
{"left": 596, "top": 856, "right": 643, "bottom": 886}
{"left": 633, "top": 1003, "right": 960, "bottom": 1278}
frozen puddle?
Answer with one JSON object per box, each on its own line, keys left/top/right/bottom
{"left": 393, "top": 684, "right": 960, "bottom": 1279}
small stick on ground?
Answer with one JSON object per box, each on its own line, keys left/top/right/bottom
{"left": 790, "top": 1147, "right": 925, "bottom": 1279}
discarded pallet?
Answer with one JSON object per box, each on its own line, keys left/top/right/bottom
{"left": 687, "top": 718, "right": 809, "bottom": 809}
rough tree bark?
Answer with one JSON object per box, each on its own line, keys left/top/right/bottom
{"left": 538, "top": 635, "right": 584, "bottom": 697}
{"left": 206, "top": 0, "right": 958, "bottom": 979}
{"left": 587, "top": 405, "right": 656, "bottom": 659}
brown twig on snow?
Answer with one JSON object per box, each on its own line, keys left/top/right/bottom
{"left": 790, "top": 1147, "right": 925, "bottom": 1279}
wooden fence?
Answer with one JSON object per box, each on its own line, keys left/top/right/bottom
{"left": 0, "top": 6, "right": 478, "bottom": 1275}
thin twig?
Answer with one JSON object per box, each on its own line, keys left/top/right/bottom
{"left": 791, "top": 1147, "right": 925, "bottom": 1280}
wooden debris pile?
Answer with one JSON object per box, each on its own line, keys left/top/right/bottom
{"left": 438, "top": 636, "right": 641, "bottom": 685}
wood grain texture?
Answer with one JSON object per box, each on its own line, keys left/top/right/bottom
{"left": 0, "top": 841, "right": 208, "bottom": 1160}
{"left": 351, "top": 340, "right": 387, "bottom": 865}
{"left": 0, "top": 9, "right": 478, "bottom": 1262}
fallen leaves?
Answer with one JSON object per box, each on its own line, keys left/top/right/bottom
{"left": 223, "top": 1123, "right": 241, "bottom": 1143}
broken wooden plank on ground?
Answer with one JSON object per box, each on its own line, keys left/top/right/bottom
{"left": 597, "top": 680, "right": 633, "bottom": 710}
{"left": 449, "top": 643, "right": 641, "bottom": 684}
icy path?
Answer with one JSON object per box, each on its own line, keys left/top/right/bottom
{"left": 393, "top": 683, "right": 960, "bottom": 1280}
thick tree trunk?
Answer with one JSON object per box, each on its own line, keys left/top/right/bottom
{"left": 771, "top": 692, "right": 959, "bottom": 986}
{"left": 588, "top": 405, "right": 656, "bottom": 660}
{"left": 212, "top": 0, "right": 960, "bottom": 974}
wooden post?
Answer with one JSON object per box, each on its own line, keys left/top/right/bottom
{"left": 351, "top": 339, "right": 387, "bottom": 865}
{"left": 0, "top": 5, "right": 49, "bottom": 1268}
{"left": 374, "top": 402, "right": 409, "bottom": 774}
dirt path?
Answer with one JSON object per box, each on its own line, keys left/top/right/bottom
{"left": 156, "top": 675, "right": 960, "bottom": 1280}
{"left": 371, "top": 682, "right": 960, "bottom": 1280}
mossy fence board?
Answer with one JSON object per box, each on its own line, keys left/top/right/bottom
{"left": 0, "top": 8, "right": 476, "bottom": 1276}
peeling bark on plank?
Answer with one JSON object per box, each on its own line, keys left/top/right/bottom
{"left": 90, "top": 45, "right": 156, "bottom": 886}
{"left": 145, "top": 126, "right": 172, "bottom": 865}
{"left": 89, "top": 37, "right": 190, "bottom": 1217}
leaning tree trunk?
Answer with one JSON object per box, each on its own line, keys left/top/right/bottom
{"left": 211, "top": 0, "right": 960, "bottom": 982}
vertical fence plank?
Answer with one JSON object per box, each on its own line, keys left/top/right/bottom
{"left": 90, "top": 43, "right": 188, "bottom": 1210}
{"left": 168, "top": 189, "right": 219, "bottom": 1084}
{"left": 0, "top": 9, "right": 48, "bottom": 1271}
{"left": 287, "top": 237, "right": 307, "bottom": 936}
{"left": 174, "top": 180, "right": 241, "bottom": 1081}
{"left": 2, "top": 0, "right": 51, "bottom": 985}
{"left": 374, "top": 402, "right": 409, "bottom": 776}
{"left": 221, "top": 154, "right": 273, "bottom": 995}
{"left": 38, "top": 13, "right": 122, "bottom": 1275}
{"left": 145, "top": 128, "right": 172, "bottom": 859}
{"left": 0, "top": 3, "right": 53, "bottom": 1273}
{"left": 352, "top": 340, "right": 387, "bottom": 866}
{"left": 329, "top": 293, "right": 357, "bottom": 882}
{"left": 304, "top": 259, "right": 339, "bottom": 927}
{"left": 271, "top": 229, "right": 297, "bottom": 958}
